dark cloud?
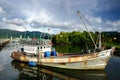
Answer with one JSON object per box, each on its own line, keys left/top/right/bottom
{"left": 94, "top": 0, "right": 120, "bottom": 21}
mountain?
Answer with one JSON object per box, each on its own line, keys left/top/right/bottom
{"left": 0, "top": 29, "right": 51, "bottom": 39}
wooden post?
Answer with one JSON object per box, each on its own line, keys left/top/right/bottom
{"left": 37, "top": 47, "right": 40, "bottom": 64}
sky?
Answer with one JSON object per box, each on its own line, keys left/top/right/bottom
{"left": 0, "top": 0, "right": 120, "bottom": 34}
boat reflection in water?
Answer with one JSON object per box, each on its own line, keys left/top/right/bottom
{"left": 11, "top": 60, "right": 107, "bottom": 80}
{"left": 11, "top": 60, "right": 53, "bottom": 80}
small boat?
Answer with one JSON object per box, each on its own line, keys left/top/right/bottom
{"left": 11, "top": 11, "right": 115, "bottom": 70}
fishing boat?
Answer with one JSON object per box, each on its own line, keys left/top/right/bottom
{"left": 11, "top": 33, "right": 114, "bottom": 70}
{"left": 11, "top": 10, "right": 114, "bottom": 70}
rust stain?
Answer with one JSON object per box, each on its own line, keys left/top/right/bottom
{"left": 84, "top": 60, "right": 88, "bottom": 65}
{"left": 68, "top": 57, "right": 71, "bottom": 62}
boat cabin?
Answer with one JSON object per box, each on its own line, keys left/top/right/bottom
{"left": 20, "top": 38, "right": 52, "bottom": 54}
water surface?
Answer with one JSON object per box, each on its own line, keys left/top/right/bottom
{"left": 0, "top": 43, "right": 120, "bottom": 80}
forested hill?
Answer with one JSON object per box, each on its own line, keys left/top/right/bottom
{"left": 0, "top": 29, "right": 51, "bottom": 39}
{"left": 0, "top": 29, "right": 120, "bottom": 48}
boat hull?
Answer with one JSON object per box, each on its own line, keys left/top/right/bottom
{"left": 11, "top": 49, "right": 112, "bottom": 70}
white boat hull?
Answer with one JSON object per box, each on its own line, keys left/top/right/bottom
{"left": 11, "top": 49, "right": 112, "bottom": 70}
{"left": 41, "top": 55, "right": 110, "bottom": 70}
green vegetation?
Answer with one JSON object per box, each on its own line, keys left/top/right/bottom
{"left": 0, "top": 29, "right": 120, "bottom": 49}
{"left": 52, "top": 31, "right": 120, "bottom": 49}
{"left": 105, "top": 42, "right": 120, "bottom": 49}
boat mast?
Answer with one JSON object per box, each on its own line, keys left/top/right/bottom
{"left": 77, "top": 10, "right": 97, "bottom": 49}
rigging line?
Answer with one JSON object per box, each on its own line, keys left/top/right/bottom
{"left": 80, "top": 13, "right": 97, "bottom": 32}
{"left": 79, "top": 11, "right": 102, "bottom": 49}
{"left": 96, "top": 33, "right": 99, "bottom": 47}
{"left": 78, "top": 12, "right": 100, "bottom": 47}
{"left": 83, "top": 36, "right": 89, "bottom": 50}
{"left": 77, "top": 10, "right": 97, "bottom": 49}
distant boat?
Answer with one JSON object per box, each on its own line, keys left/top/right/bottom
{"left": 11, "top": 10, "right": 114, "bottom": 70}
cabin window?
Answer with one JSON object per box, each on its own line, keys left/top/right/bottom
{"left": 40, "top": 47, "right": 42, "bottom": 49}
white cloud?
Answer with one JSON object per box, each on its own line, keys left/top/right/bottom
{"left": 89, "top": 17, "right": 102, "bottom": 24}
{"left": 0, "top": 0, "right": 120, "bottom": 34}
{"left": 105, "top": 20, "right": 120, "bottom": 31}
{"left": 0, "top": 6, "right": 6, "bottom": 14}
{"left": 0, "top": 21, "right": 25, "bottom": 31}
{"left": 8, "top": 24, "right": 25, "bottom": 31}
{"left": 25, "top": 9, "right": 53, "bottom": 23}
{"left": 106, "top": 20, "right": 120, "bottom": 27}
{"left": 112, "top": 20, "right": 120, "bottom": 27}
{"left": 2, "top": 18, "right": 25, "bottom": 26}
{"left": 0, "top": 18, "right": 26, "bottom": 31}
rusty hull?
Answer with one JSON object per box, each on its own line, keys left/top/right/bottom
{"left": 11, "top": 49, "right": 112, "bottom": 70}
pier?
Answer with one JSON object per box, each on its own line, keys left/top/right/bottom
{"left": 0, "top": 39, "right": 10, "bottom": 50}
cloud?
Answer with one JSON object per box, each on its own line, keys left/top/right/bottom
{"left": 26, "top": 9, "right": 53, "bottom": 24}
{"left": 0, "top": 6, "right": 6, "bottom": 14}
{"left": 89, "top": 16, "right": 102, "bottom": 24}
{"left": 94, "top": 0, "right": 120, "bottom": 21}
{"left": 0, "top": 21, "right": 25, "bottom": 31}
{"left": 0, "top": 0, "right": 120, "bottom": 34}
{"left": 105, "top": 20, "right": 120, "bottom": 31}
{"left": 96, "top": 0, "right": 120, "bottom": 11}
{"left": 2, "top": 18, "right": 25, "bottom": 26}
{"left": 0, "top": 17, "right": 26, "bottom": 31}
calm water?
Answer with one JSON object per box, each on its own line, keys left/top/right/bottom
{"left": 0, "top": 43, "right": 120, "bottom": 80}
